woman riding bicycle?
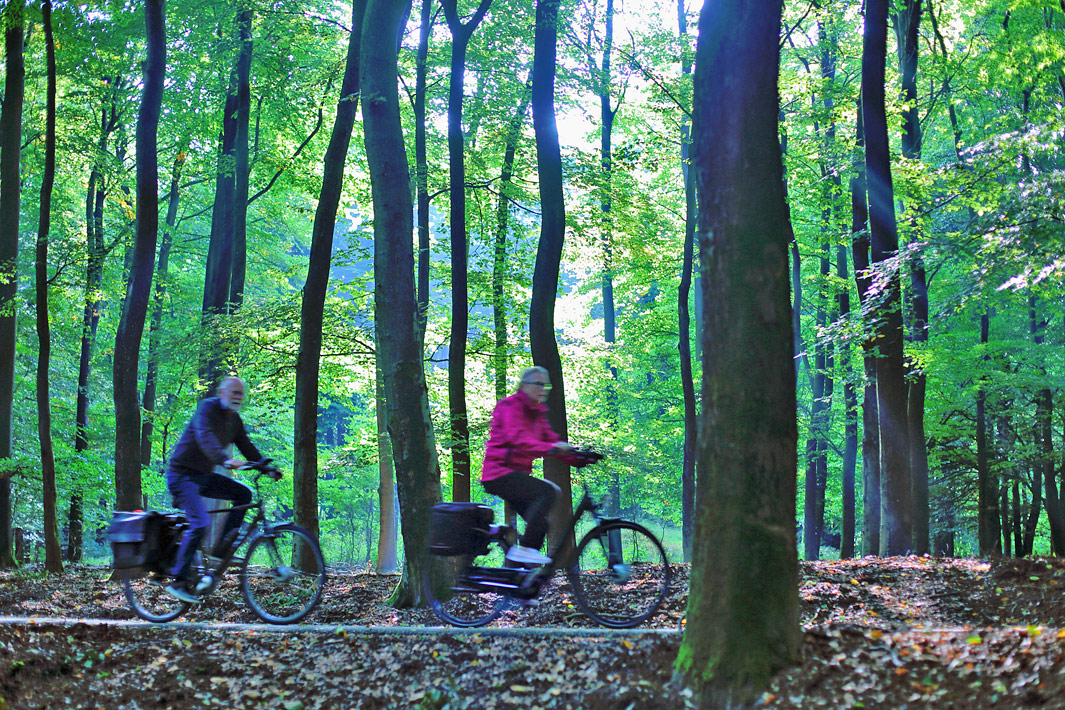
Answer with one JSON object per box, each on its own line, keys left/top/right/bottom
{"left": 481, "top": 366, "right": 578, "bottom": 566}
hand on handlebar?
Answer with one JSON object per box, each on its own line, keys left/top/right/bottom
{"left": 551, "top": 441, "right": 575, "bottom": 454}
{"left": 224, "top": 458, "right": 248, "bottom": 469}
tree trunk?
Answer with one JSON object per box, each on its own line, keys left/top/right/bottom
{"left": 492, "top": 88, "right": 531, "bottom": 400}
{"left": 375, "top": 360, "right": 399, "bottom": 575}
{"left": 677, "top": 0, "right": 696, "bottom": 565}
{"left": 1000, "top": 483, "right": 1012, "bottom": 557}
{"left": 113, "top": 0, "right": 165, "bottom": 511}
{"left": 674, "top": 1, "right": 800, "bottom": 704}
{"left": 228, "top": 8, "right": 253, "bottom": 311}
{"left": 142, "top": 151, "right": 184, "bottom": 467}
{"left": 838, "top": 244, "right": 858, "bottom": 559}
{"left": 1030, "top": 298, "right": 1065, "bottom": 554}
{"left": 851, "top": 96, "right": 880, "bottom": 557}
{"left": 976, "top": 311, "right": 1000, "bottom": 555}
{"left": 414, "top": 0, "right": 433, "bottom": 338}
{"left": 530, "top": 0, "right": 573, "bottom": 550}
{"left": 442, "top": 0, "right": 492, "bottom": 504}
{"left": 863, "top": 0, "right": 911, "bottom": 556}
{"left": 294, "top": 0, "right": 365, "bottom": 571}
{"left": 36, "top": 0, "right": 62, "bottom": 573}
{"left": 361, "top": 0, "right": 442, "bottom": 607}
{"left": 0, "top": 0, "right": 25, "bottom": 568}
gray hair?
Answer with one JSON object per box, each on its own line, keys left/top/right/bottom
{"left": 520, "top": 366, "right": 549, "bottom": 384}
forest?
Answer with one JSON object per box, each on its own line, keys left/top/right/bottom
{"left": 0, "top": 0, "right": 1064, "bottom": 704}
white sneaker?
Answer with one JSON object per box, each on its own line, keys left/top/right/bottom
{"left": 505, "top": 545, "right": 552, "bottom": 565}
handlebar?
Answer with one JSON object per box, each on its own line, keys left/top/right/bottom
{"left": 227, "top": 457, "right": 283, "bottom": 481}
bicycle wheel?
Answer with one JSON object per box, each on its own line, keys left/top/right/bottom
{"left": 240, "top": 524, "right": 326, "bottom": 624}
{"left": 423, "top": 551, "right": 511, "bottom": 627}
{"left": 121, "top": 569, "right": 191, "bottom": 623}
{"left": 568, "top": 521, "right": 670, "bottom": 628}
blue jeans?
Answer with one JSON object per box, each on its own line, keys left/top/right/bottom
{"left": 166, "top": 468, "right": 252, "bottom": 582}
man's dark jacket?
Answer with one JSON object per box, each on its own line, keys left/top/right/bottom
{"left": 168, "top": 397, "right": 262, "bottom": 480}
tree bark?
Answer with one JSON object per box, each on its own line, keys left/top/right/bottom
{"left": 838, "top": 243, "right": 858, "bottom": 559}
{"left": 228, "top": 8, "right": 254, "bottom": 311}
{"left": 414, "top": 0, "right": 433, "bottom": 340}
{"left": 294, "top": 0, "right": 366, "bottom": 570}
{"left": 863, "top": 0, "right": 911, "bottom": 556}
{"left": 375, "top": 360, "right": 399, "bottom": 574}
{"left": 36, "top": 0, "right": 62, "bottom": 573}
{"left": 0, "top": 0, "right": 25, "bottom": 568}
{"left": 673, "top": 1, "right": 800, "bottom": 704}
{"left": 361, "top": 0, "right": 442, "bottom": 607}
{"left": 976, "top": 310, "right": 1000, "bottom": 555}
{"left": 442, "top": 0, "right": 492, "bottom": 504}
{"left": 142, "top": 151, "right": 184, "bottom": 467}
{"left": 492, "top": 88, "right": 531, "bottom": 400}
{"left": 113, "top": 0, "right": 165, "bottom": 511}
{"left": 677, "top": 0, "right": 696, "bottom": 564}
{"left": 1030, "top": 298, "right": 1065, "bottom": 554}
{"left": 530, "top": 0, "right": 573, "bottom": 550}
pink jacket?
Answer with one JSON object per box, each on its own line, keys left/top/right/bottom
{"left": 481, "top": 390, "right": 560, "bottom": 482}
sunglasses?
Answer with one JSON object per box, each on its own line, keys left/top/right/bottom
{"left": 523, "top": 380, "right": 552, "bottom": 390}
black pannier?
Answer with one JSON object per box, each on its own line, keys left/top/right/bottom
{"left": 107, "top": 511, "right": 163, "bottom": 570}
{"left": 428, "top": 503, "right": 494, "bottom": 557}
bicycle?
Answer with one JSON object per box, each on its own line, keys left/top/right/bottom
{"left": 423, "top": 451, "right": 671, "bottom": 628}
{"left": 119, "top": 459, "right": 327, "bottom": 625}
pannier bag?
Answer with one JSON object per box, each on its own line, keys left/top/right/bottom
{"left": 428, "top": 503, "right": 494, "bottom": 557}
{"left": 107, "top": 511, "right": 165, "bottom": 570}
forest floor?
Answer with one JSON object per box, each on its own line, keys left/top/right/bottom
{"left": 2, "top": 556, "right": 1065, "bottom": 708}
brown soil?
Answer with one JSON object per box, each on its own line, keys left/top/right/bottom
{"left": 1, "top": 557, "right": 1064, "bottom": 708}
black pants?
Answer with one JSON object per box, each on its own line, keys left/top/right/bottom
{"left": 482, "top": 472, "right": 560, "bottom": 551}
{"left": 166, "top": 468, "right": 253, "bottom": 582}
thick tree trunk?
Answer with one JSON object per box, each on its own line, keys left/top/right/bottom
{"left": 228, "top": 8, "right": 253, "bottom": 311}
{"left": 0, "top": 0, "right": 25, "bottom": 568}
{"left": 863, "top": 0, "right": 911, "bottom": 556}
{"left": 674, "top": 1, "right": 800, "bottom": 704}
{"left": 36, "top": 0, "right": 62, "bottom": 573}
{"left": 142, "top": 151, "right": 184, "bottom": 467}
{"left": 442, "top": 0, "right": 492, "bottom": 504}
{"left": 293, "top": 0, "right": 365, "bottom": 570}
{"left": 113, "top": 0, "right": 165, "bottom": 511}
{"left": 530, "top": 0, "right": 573, "bottom": 550}
{"left": 677, "top": 0, "right": 696, "bottom": 565}
{"left": 361, "top": 0, "right": 442, "bottom": 607}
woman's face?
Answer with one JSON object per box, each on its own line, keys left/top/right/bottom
{"left": 520, "top": 376, "right": 552, "bottom": 404}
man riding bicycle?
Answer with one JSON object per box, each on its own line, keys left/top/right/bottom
{"left": 163, "top": 376, "right": 267, "bottom": 603}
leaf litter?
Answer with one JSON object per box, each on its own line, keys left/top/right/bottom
{"left": 2, "top": 557, "right": 1065, "bottom": 708}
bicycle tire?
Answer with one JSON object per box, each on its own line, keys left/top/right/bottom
{"left": 423, "top": 551, "right": 511, "bottom": 627}
{"left": 568, "top": 520, "right": 670, "bottom": 628}
{"left": 121, "top": 569, "right": 191, "bottom": 623}
{"left": 240, "top": 524, "right": 326, "bottom": 624}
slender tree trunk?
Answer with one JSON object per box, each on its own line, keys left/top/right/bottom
{"left": 142, "top": 151, "right": 184, "bottom": 467}
{"left": 442, "top": 0, "right": 492, "bottom": 504}
{"left": 674, "top": 2, "right": 800, "bottom": 704}
{"left": 113, "top": 0, "right": 165, "bottom": 511}
{"left": 375, "top": 360, "right": 399, "bottom": 575}
{"left": 492, "top": 89, "right": 531, "bottom": 400}
{"left": 414, "top": 0, "right": 433, "bottom": 338}
{"left": 228, "top": 8, "right": 253, "bottom": 311}
{"left": 0, "top": 0, "right": 25, "bottom": 568}
{"left": 1023, "top": 464, "right": 1041, "bottom": 556}
{"left": 864, "top": 0, "right": 911, "bottom": 555}
{"left": 361, "top": 0, "right": 442, "bottom": 607}
{"left": 36, "top": 0, "right": 62, "bottom": 573}
{"left": 851, "top": 97, "right": 880, "bottom": 557}
{"left": 838, "top": 244, "right": 858, "bottom": 559}
{"left": 1012, "top": 478, "right": 1022, "bottom": 557}
{"left": 977, "top": 310, "right": 1000, "bottom": 555}
{"left": 294, "top": 0, "right": 365, "bottom": 570}
{"left": 530, "top": 0, "right": 573, "bottom": 550}
{"left": 677, "top": 0, "right": 696, "bottom": 564}
{"left": 1030, "top": 298, "right": 1065, "bottom": 553}
{"left": 1000, "top": 483, "right": 1012, "bottom": 557}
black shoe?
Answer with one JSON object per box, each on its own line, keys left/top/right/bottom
{"left": 211, "top": 529, "right": 240, "bottom": 559}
